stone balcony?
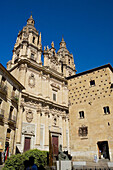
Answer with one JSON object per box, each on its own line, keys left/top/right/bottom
{"left": 11, "top": 92, "right": 19, "bottom": 104}
{"left": 0, "top": 82, "right": 7, "bottom": 96}
{"left": 8, "top": 115, "right": 16, "bottom": 127}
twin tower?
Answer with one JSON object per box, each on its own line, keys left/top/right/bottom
{"left": 7, "top": 15, "right": 76, "bottom": 77}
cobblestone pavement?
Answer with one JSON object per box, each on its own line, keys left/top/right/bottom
{"left": 0, "top": 165, "right": 4, "bottom": 170}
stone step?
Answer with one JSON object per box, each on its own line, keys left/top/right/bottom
{"left": 73, "top": 167, "right": 112, "bottom": 170}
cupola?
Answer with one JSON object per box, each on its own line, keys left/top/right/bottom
{"left": 27, "top": 15, "right": 35, "bottom": 26}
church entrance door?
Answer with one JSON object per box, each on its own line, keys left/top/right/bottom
{"left": 52, "top": 136, "right": 58, "bottom": 159}
{"left": 24, "top": 137, "right": 31, "bottom": 152}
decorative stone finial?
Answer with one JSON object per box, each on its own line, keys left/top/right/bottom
{"left": 62, "top": 35, "right": 64, "bottom": 42}
{"left": 39, "top": 32, "right": 41, "bottom": 44}
{"left": 44, "top": 46, "right": 46, "bottom": 51}
{"left": 47, "top": 46, "right": 49, "bottom": 51}
{"left": 51, "top": 41, "right": 54, "bottom": 48}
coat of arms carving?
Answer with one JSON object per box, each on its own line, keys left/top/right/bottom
{"left": 28, "top": 73, "right": 35, "bottom": 88}
{"left": 26, "top": 110, "right": 33, "bottom": 123}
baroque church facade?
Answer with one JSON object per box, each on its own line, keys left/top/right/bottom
{"left": 7, "top": 15, "right": 76, "bottom": 154}
{"left": 1, "top": 15, "right": 113, "bottom": 164}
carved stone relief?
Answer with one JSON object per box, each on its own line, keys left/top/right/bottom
{"left": 22, "top": 122, "right": 35, "bottom": 136}
{"left": 28, "top": 73, "right": 35, "bottom": 88}
{"left": 51, "top": 83, "right": 60, "bottom": 90}
{"left": 26, "top": 109, "right": 33, "bottom": 123}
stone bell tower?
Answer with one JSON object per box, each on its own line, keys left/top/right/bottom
{"left": 7, "top": 15, "right": 42, "bottom": 70}
{"left": 57, "top": 37, "right": 76, "bottom": 77}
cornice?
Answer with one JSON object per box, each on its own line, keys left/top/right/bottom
{"left": 9, "top": 59, "right": 67, "bottom": 83}
{"left": 22, "top": 91, "right": 69, "bottom": 111}
{"left": 15, "top": 41, "right": 42, "bottom": 52}
{"left": 0, "top": 63, "right": 24, "bottom": 90}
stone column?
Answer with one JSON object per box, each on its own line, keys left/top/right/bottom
{"left": 44, "top": 52, "right": 49, "bottom": 66}
{"left": 46, "top": 75, "right": 50, "bottom": 99}
{"left": 62, "top": 114, "right": 66, "bottom": 149}
{"left": 22, "top": 44, "right": 27, "bottom": 56}
{"left": 12, "top": 51, "right": 16, "bottom": 64}
{"left": 38, "top": 72, "right": 42, "bottom": 96}
{"left": 27, "top": 48, "right": 31, "bottom": 59}
{"left": 20, "top": 46, "right": 23, "bottom": 57}
{"left": 44, "top": 111, "right": 49, "bottom": 146}
{"left": 37, "top": 51, "right": 42, "bottom": 64}
{"left": 16, "top": 105, "right": 23, "bottom": 143}
{"left": 36, "top": 107, "right": 41, "bottom": 145}
{"left": 62, "top": 82, "right": 65, "bottom": 105}
{"left": 19, "top": 64, "right": 27, "bottom": 87}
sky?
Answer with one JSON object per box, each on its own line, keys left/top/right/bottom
{"left": 0, "top": 0, "right": 113, "bottom": 73}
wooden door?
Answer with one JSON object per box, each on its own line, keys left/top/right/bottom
{"left": 52, "top": 136, "right": 58, "bottom": 156}
{"left": 24, "top": 137, "right": 31, "bottom": 152}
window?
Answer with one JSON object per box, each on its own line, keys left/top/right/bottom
{"left": 12, "top": 87, "right": 16, "bottom": 98}
{"left": 90, "top": 80, "right": 95, "bottom": 86}
{"left": 17, "top": 53, "right": 19, "bottom": 58}
{"left": 61, "top": 62, "right": 63, "bottom": 73}
{"left": 103, "top": 106, "right": 110, "bottom": 114}
{"left": 9, "top": 106, "right": 14, "bottom": 120}
{"left": 0, "top": 99, "right": 2, "bottom": 105}
{"left": 1, "top": 76, "right": 6, "bottom": 84}
{"left": 53, "top": 93, "right": 56, "bottom": 101}
{"left": 6, "top": 128, "right": 11, "bottom": 139}
{"left": 79, "top": 111, "right": 84, "bottom": 119}
{"left": 13, "top": 87, "right": 16, "bottom": 93}
{"left": 52, "top": 51, "right": 55, "bottom": 57}
{"left": 110, "top": 83, "right": 113, "bottom": 88}
{"left": 32, "top": 37, "right": 35, "bottom": 43}
{"left": 31, "top": 53, "right": 34, "bottom": 60}
{"left": 68, "top": 59, "right": 70, "bottom": 65}
{"left": 78, "top": 126, "right": 88, "bottom": 137}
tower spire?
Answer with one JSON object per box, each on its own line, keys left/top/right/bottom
{"left": 62, "top": 35, "right": 64, "bottom": 41}
{"left": 27, "top": 14, "right": 35, "bottom": 26}
{"left": 60, "top": 36, "right": 66, "bottom": 48}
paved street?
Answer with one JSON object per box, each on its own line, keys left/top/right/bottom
{"left": 0, "top": 165, "right": 4, "bottom": 170}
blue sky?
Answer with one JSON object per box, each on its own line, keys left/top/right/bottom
{"left": 0, "top": 0, "right": 113, "bottom": 73}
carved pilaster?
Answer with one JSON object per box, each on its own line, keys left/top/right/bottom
{"left": 38, "top": 71, "right": 43, "bottom": 96}
{"left": 16, "top": 105, "right": 24, "bottom": 143}
{"left": 62, "top": 82, "right": 66, "bottom": 105}
{"left": 44, "top": 111, "right": 49, "bottom": 146}
{"left": 46, "top": 74, "right": 50, "bottom": 99}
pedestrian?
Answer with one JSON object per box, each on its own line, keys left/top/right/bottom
{"left": 24, "top": 160, "right": 30, "bottom": 170}
{"left": 29, "top": 156, "right": 38, "bottom": 170}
